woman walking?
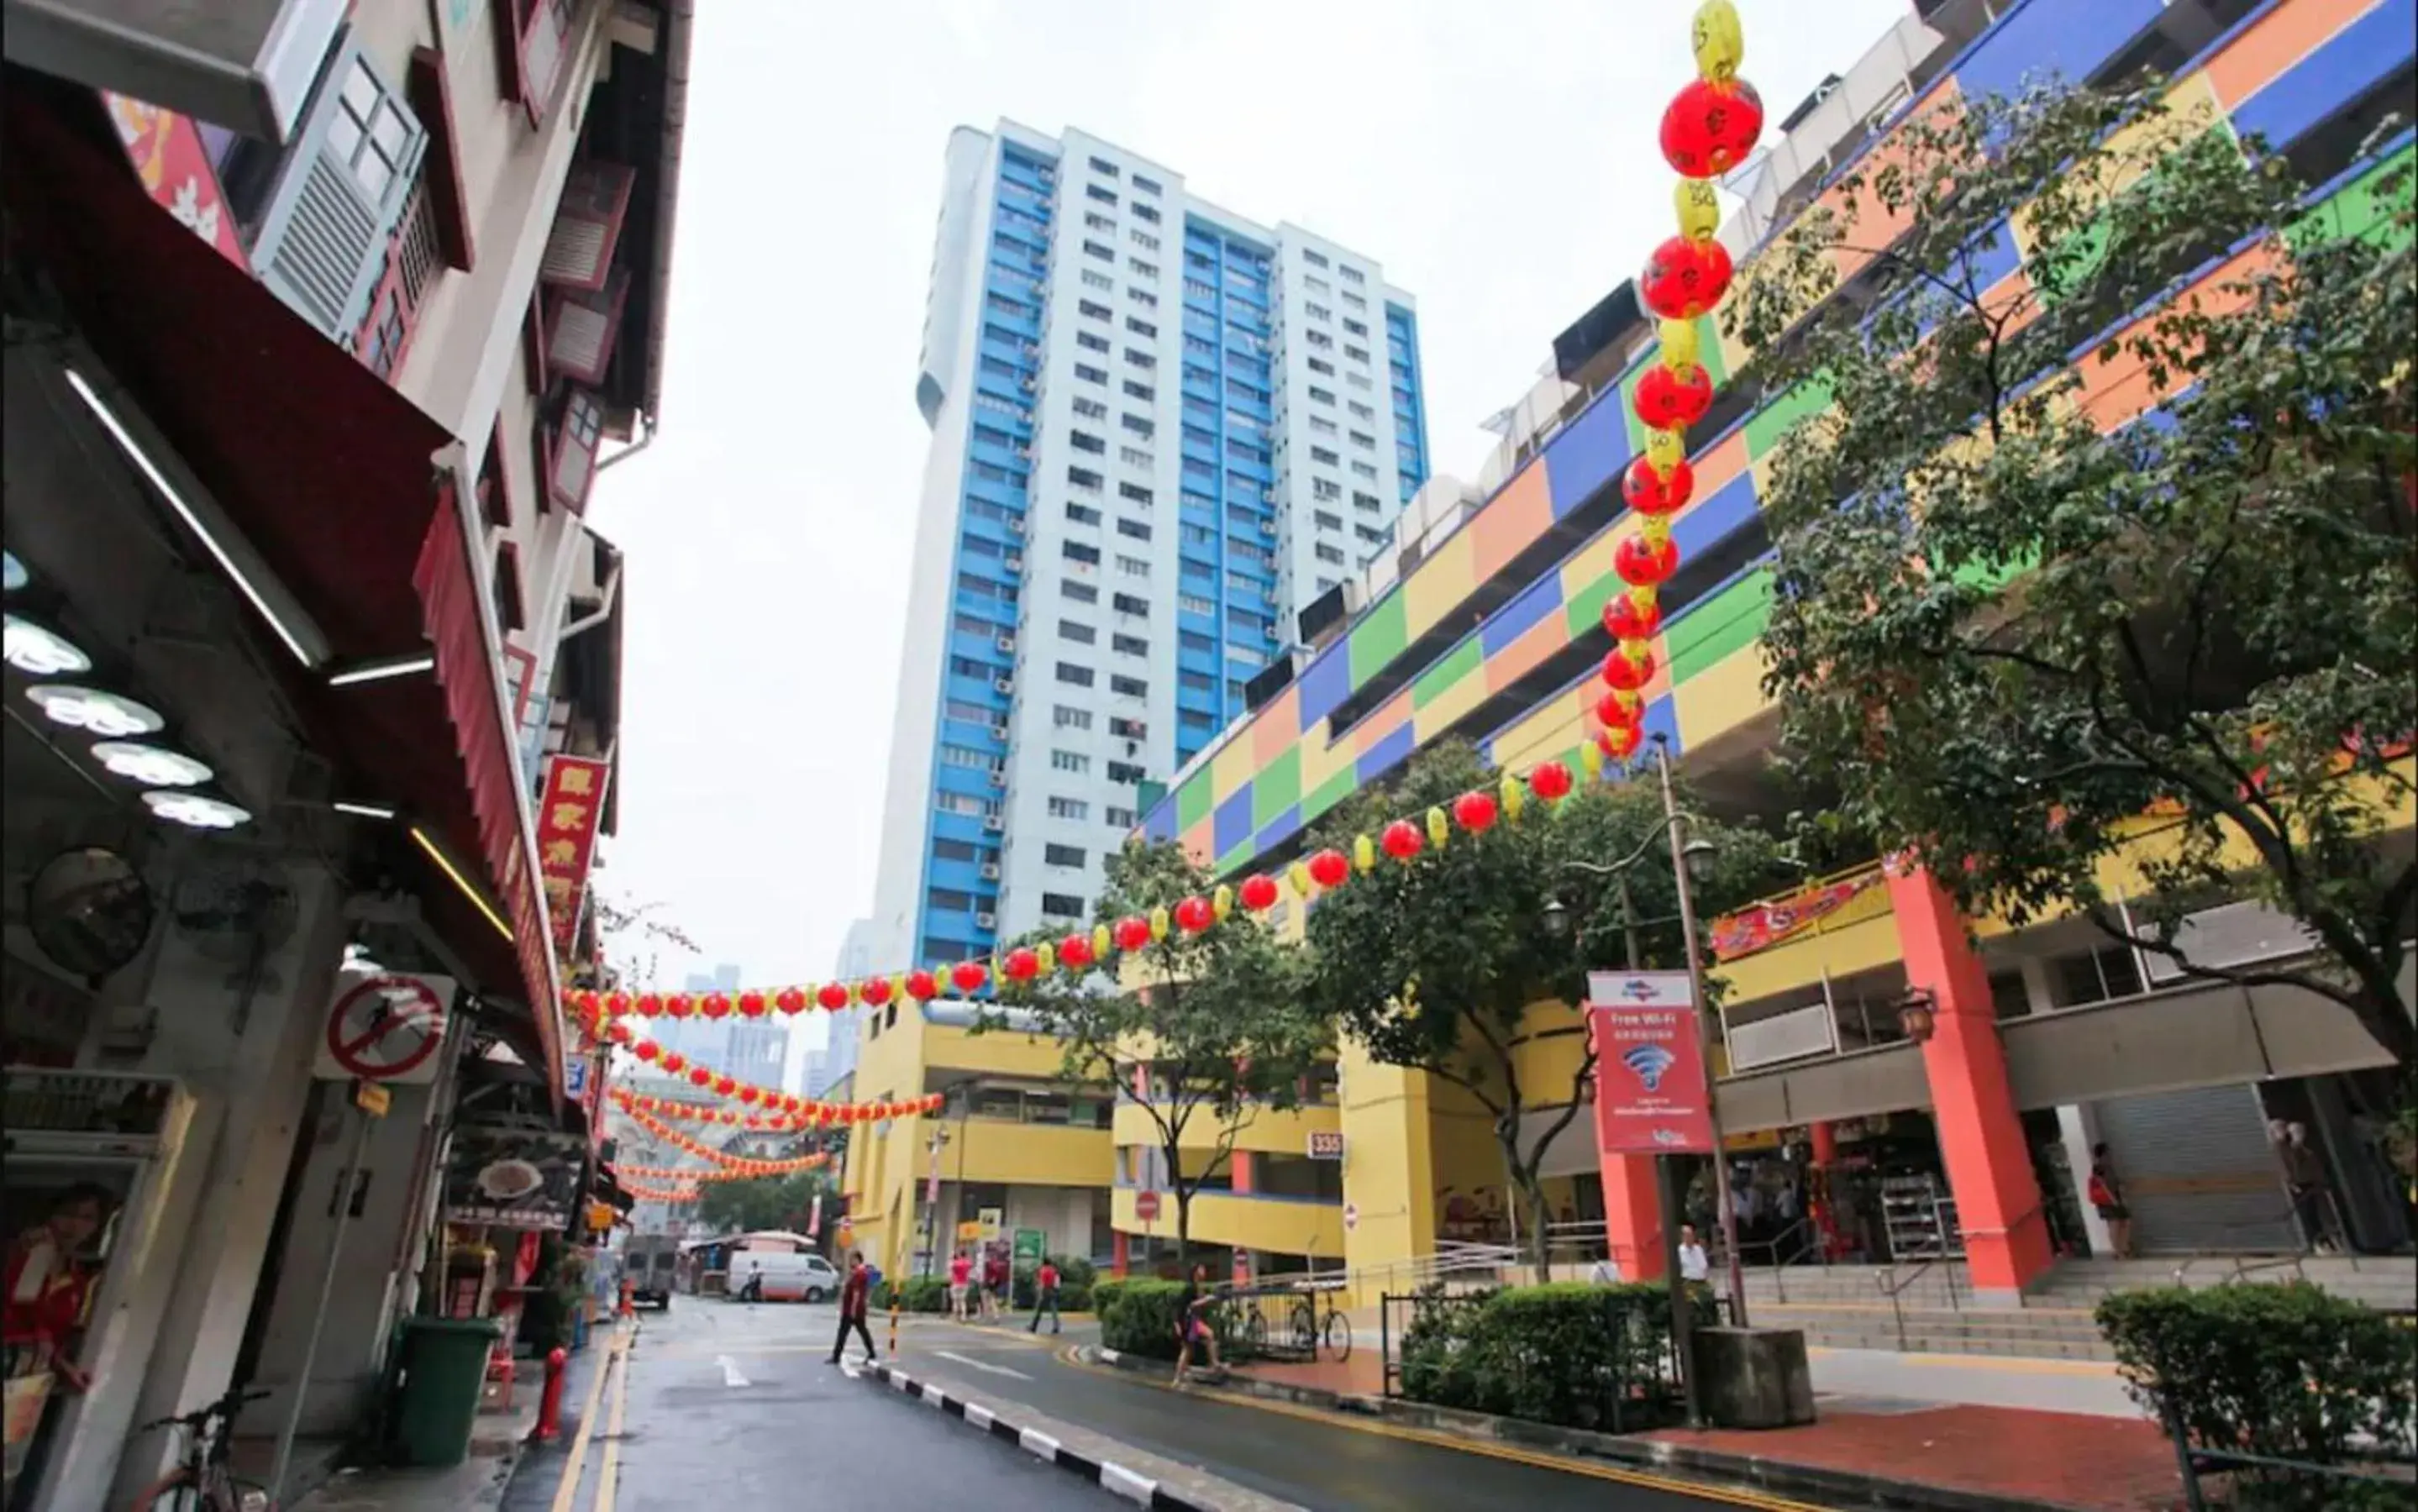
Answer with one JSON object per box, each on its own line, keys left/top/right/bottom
{"left": 2087, "top": 1143, "right": 2134, "bottom": 1259}
{"left": 1172, "top": 1263, "right": 1222, "bottom": 1386}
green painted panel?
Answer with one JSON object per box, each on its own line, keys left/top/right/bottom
{"left": 1564, "top": 569, "right": 1618, "bottom": 641}
{"left": 1743, "top": 375, "right": 1833, "bottom": 460}
{"left": 1411, "top": 637, "right": 1485, "bottom": 709}
{"left": 1177, "top": 771, "right": 1213, "bottom": 831}
{"left": 1217, "top": 840, "right": 1254, "bottom": 876}
{"left": 1348, "top": 592, "right": 1409, "bottom": 689}
{"left": 1694, "top": 312, "right": 1730, "bottom": 387}
{"left": 1252, "top": 748, "right": 1301, "bottom": 828}
{"left": 2290, "top": 143, "right": 2415, "bottom": 253}
{"left": 1301, "top": 766, "right": 1360, "bottom": 824}
{"left": 1666, "top": 569, "right": 1773, "bottom": 684}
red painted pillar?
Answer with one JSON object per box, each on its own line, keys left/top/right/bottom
{"left": 1229, "top": 1151, "right": 1254, "bottom": 1195}
{"left": 1595, "top": 1154, "right": 1665, "bottom": 1279}
{"left": 1112, "top": 1228, "right": 1130, "bottom": 1278}
{"left": 1809, "top": 1122, "right": 1838, "bottom": 1167}
{"left": 1887, "top": 864, "right": 2053, "bottom": 1302}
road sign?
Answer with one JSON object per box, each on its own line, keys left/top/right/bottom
{"left": 977, "top": 1206, "right": 1005, "bottom": 1242}
{"left": 1307, "top": 1131, "right": 1344, "bottom": 1161}
{"left": 1133, "top": 1190, "right": 1160, "bottom": 1223}
{"left": 314, "top": 974, "right": 452, "bottom": 1084}
{"left": 1013, "top": 1228, "right": 1044, "bottom": 1266}
{"left": 955, "top": 1221, "right": 983, "bottom": 1242}
{"left": 1343, "top": 1202, "right": 1359, "bottom": 1232}
{"left": 351, "top": 1079, "right": 392, "bottom": 1118}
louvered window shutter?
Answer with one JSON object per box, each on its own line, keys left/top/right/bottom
{"left": 252, "top": 35, "right": 428, "bottom": 340}
{"left": 544, "top": 269, "right": 628, "bottom": 385}
{"left": 517, "top": 0, "right": 575, "bottom": 124}
{"left": 548, "top": 388, "right": 606, "bottom": 513}
{"left": 540, "top": 160, "right": 633, "bottom": 292}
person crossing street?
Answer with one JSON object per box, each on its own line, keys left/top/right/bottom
{"left": 1027, "top": 1257, "right": 1062, "bottom": 1334}
{"left": 825, "top": 1250, "right": 879, "bottom": 1366}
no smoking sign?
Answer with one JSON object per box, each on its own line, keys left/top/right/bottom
{"left": 313, "top": 973, "right": 455, "bottom": 1085}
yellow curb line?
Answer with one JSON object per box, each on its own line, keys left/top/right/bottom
{"left": 1055, "top": 1347, "right": 1831, "bottom": 1512}
{"left": 592, "top": 1323, "right": 637, "bottom": 1512}
{"left": 547, "top": 1325, "right": 629, "bottom": 1512}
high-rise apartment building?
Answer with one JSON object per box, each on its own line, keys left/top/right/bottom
{"left": 870, "top": 123, "right": 1431, "bottom": 973}
{"left": 814, "top": 918, "right": 875, "bottom": 1095}
{"left": 657, "top": 962, "right": 786, "bottom": 1088}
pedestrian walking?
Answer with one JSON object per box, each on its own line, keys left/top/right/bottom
{"left": 982, "top": 1246, "right": 1010, "bottom": 1323}
{"left": 2086, "top": 1143, "right": 2135, "bottom": 1259}
{"left": 1172, "top": 1263, "right": 1222, "bottom": 1386}
{"left": 1677, "top": 1225, "right": 1711, "bottom": 1284}
{"left": 949, "top": 1249, "right": 974, "bottom": 1322}
{"left": 1586, "top": 1251, "right": 1623, "bottom": 1286}
{"left": 1028, "top": 1257, "right": 1062, "bottom": 1334}
{"left": 825, "top": 1251, "right": 879, "bottom": 1366}
{"left": 2271, "top": 1120, "right": 2341, "bottom": 1253}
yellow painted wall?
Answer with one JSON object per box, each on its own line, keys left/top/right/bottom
{"left": 1111, "top": 1099, "right": 1341, "bottom": 1156}
{"left": 1336, "top": 1042, "right": 1437, "bottom": 1305}
{"left": 949, "top": 1120, "right": 1114, "bottom": 1187}
{"left": 1108, "top": 1188, "right": 1347, "bottom": 1260}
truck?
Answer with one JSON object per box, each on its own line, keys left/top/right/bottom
{"left": 622, "top": 1231, "right": 680, "bottom": 1310}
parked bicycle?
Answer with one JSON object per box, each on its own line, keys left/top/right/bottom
{"left": 125, "top": 1382, "right": 273, "bottom": 1511}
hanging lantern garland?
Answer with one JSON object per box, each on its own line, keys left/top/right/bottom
{"left": 621, "top": 1180, "right": 701, "bottom": 1203}
{"left": 607, "top": 1088, "right": 819, "bottom": 1131}
{"left": 592, "top": 1040, "right": 944, "bottom": 1126}
{"left": 1596, "top": 0, "right": 1764, "bottom": 767}
{"left": 616, "top": 1101, "right": 835, "bottom": 1177}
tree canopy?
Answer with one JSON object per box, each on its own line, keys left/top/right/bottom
{"left": 1733, "top": 81, "right": 2416, "bottom": 1060}
{"left": 992, "top": 839, "right": 1327, "bottom": 1260}
{"left": 695, "top": 1167, "right": 836, "bottom": 1238}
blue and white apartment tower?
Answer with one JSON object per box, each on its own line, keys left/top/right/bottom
{"left": 869, "top": 122, "right": 1430, "bottom": 975}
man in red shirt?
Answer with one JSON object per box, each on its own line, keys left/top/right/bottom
{"left": 1027, "top": 1258, "right": 1062, "bottom": 1335}
{"left": 5, "top": 1184, "right": 113, "bottom": 1393}
{"left": 826, "top": 1250, "right": 879, "bottom": 1366}
{"left": 949, "top": 1250, "right": 973, "bottom": 1322}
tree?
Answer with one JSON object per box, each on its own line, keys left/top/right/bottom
{"left": 1732, "top": 81, "right": 2416, "bottom": 1062}
{"left": 1300, "top": 742, "right": 1785, "bottom": 1275}
{"left": 992, "top": 840, "right": 1328, "bottom": 1265}
{"left": 696, "top": 1167, "right": 836, "bottom": 1237}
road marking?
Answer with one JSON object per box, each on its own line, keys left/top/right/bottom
{"left": 593, "top": 1323, "right": 637, "bottom": 1512}
{"left": 934, "top": 1349, "right": 1033, "bottom": 1380}
{"left": 1059, "top": 1348, "right": 1832, "bottom": 1512}
{"left": 716, "top": 1355, "right": 752, "bottom": 1388}
{"left": 547, "top": 1326, "right": 627, "bottom": 1512}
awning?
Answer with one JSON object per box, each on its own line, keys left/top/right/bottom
{"left": 592, "top": 1164, "right": 638, "bottom": 1215}
{"left": 3, "top": 89, "right": 562, "bottom": 1096}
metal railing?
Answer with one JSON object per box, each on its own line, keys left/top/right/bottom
{"left": 1219, "top": 1279, "right": 1353, "bottom": 1366}
{"left": 1731, "top": 1219, "right": 1825, "bottom": 1303}
{"left": 1877, "top": 1258, "right": 1964, "bottom": 1351}
{"left": 1379, "top": 1286, "right": 1690, "bottom": 1433}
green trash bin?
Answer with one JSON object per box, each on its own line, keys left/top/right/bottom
{"left": 389, "top": 1317, "right": 502, "bottom": 1467}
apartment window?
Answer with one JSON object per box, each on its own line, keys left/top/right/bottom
{"left": 1055, "top": 663, "right": 1096, "bottom": 687}
{"left": 1106, "top": 761, "right": 1145, "bottom": 785}
{"left": 1051, "top": 749, "right": 1091, "bottom": 774}
{"left": 1080, "top": 269, "right": 1113, "bottom": 291}
{"left": 1069, "top": 466, "right": 1104, "bottom": 490}
{"left": 1305, "top": 276, "right": 1332, "bottom": 295}
{"left": 1301, "top": 248, "right": 1329, "bottom": 268}
{"left": 1044, "top": 843, "right": 1087, "bottom": 868}
{"left": 1122, "top": 381, "right": 1154, "bottom": 402}
{"left": 1059, "top": 618, "right": 1097, "bottom": 644}
{"left": 1315, "top": 543, "right": 1345, "bottom": 564}
{"left": 1054, "top": 705, "right": 1094, "bottom": 729}
{"left": 1305, "top": 328, "right": 1333, "bottom": 349}
{"left": 1343, "top": 290, "right": 1367, "bottom": 309}
{"left": 1350, "top": 430, "right": 1375, "bottom": 449}
{"left": 1133, "top": 174, "right": 1161, "bottom": 195}
{"left": 1347, "top": 371, "right": 1372, "bottom": 390}
{"left": 1354, "top": 490, "right": 1382, "bottom": 512}
{"left": 1345, "top": 344, "right": 1370, "bottom": 364}
{"left": 1112, "top": 633, "right": 1149, "bottom": 656}
{"left": 1306, "top": 302, "right": 1331, "bottom": 322}
{"left": 1084, "top": 212, "right": 1114, "bottom": 233}
{"left": 1308, "top": 357, "right": 1335, "bottom": 377}
{"left": 1106, "top": 805, "right": 1137, "bottom": 827}
{"left": 1349, "top": 400, "right": 1375, "bottom": 420}
{"left": 1351, "top": 461, "right": 1378, "bottom": 480}
{"left": 1130, "top": 286, "right": 1158, "bottom": 307}
{"left": 1116, "top": 517, "right": 1152, "bottom": 541}
{"left": 1356, "top": 524, "right": 1388, "bottom": 544}
{"left": 1062, "top": 580, "right": 1099, "bottom": 603}
{"left": 1048, "top": 795, "right": 1091, "bottom": 820}
{"left": 1089, "top": 155, "right": 1119, "bottom": 178}
{"left": 1064, "top": 499, "right": 1103, "bottom": 525}
{"left": 1063, "top": 541, "right": 1101, "bottom": 564}
{"left": 1311, "top": 478, "right": 1341, "bottom": 501}
{"left": 1178, "top": 592, "right": 1213, "bottom": 615}
{"left": 1070, "top": 430, "right": 1106, "bottom": 454}
{"left": 1343, "top": 318, "right": 1368, "bottom": 337}
{"left": 1075, "top": 363, "right": 1107, "bottom": 384}
{"left": 1085, "top": 184, "right": 1117, "bottom": 206}
{"left": 1117, "top": 481, "right": 1154, "bottom": 506}
{"left": 1110, "top": 675, "right": 1149, "bottom": 698}
{"left": 1180, "top": 671, "right": 1213, "bottom": 692}
{"left": 1040, "top": 892, "right": 1086, "bottom": 918}
{"left": 1314, "top": 510, "right": 1342, "bottom": 530}
{"left": 1112, "top": 592, "right": 1149, "bottom": 616}
{"left": 1079, "top": 299, "right": 1112, "bottom": 322}
{"left": 1130, "top": 230, "right": 1159, "bottom": 252}
{"left": 1128, "top": 259, "right": 1158, "bottom": 279}
{"left": 1309, "top": 416, "right": 1338, "bottom": 437}
{"left": 938, "top": 744, "right": 990, "bottom": 769}
{"left": 1107, "top": 716, "right": 1146, "bottom": 738}
{"left": 1120, "top": 412, "right": 1155, "bottom": 438}
{"left": 1073, "top": 396, "right": 1108, "bottom": 419}
{"left": 1126, "top": 316, "right": 1158, "bottom": 339}
{"left": 1311, "top": 446, "right": 1339, "bottom": 466}
{"left": 1180, "top": 629, "right": 1214, "bottom": 652}
{"left": 1339, "top": 264, "right": 1364, "bottom": 283}
{"left": 1076, "top": 331, "right": 1110, "bottom": 354}
{"left": 1083, "top": 240, "right": 1112, "bottom": 261}
{"left": 1133, "top": 200, "right": 1161, "bottom": 223}
{"left": 1115, "top": 554, "right": 1149, "bottom": 577}
{"left": 1125, "top": 348, "right": 1156, "bottom": 370}
{"left": 935, "top": 793, "right": 989, "bottom": 816}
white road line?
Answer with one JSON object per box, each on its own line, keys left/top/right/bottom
{"left": 934, "top": 1349, "right": 1033, "bottom": 1381}
{"left": 716, "top": 1355, "right": 752, "bottom": 1389}
{"left": 1019, "top": 1428, "right": 1061, "bottom": 1460}
{"left": 1101, "top": 1463, "right": 1157, "bottom": 1505}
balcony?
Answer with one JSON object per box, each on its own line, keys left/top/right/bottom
{"left": 6, "top": 0, "right": 346, "bottom": 142}
{"left": 1708, "top": 864, "right": 1900, "bottom": 1005}
{"left": 943, "top": 1118, "right": 1113, "bottom": 1188}
{"left": 1112, "top": 1187, "right": 1345, "bottom": 1258}
{"left": 922, "top": 1021, "right": 1082, "bottom": 1081}
{"left": 1112, "top": 1098, "right": 1339, "bottom": 1157}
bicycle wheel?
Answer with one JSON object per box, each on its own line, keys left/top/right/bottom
{"left": 1322, "top": 1309, "right": 1353, "bottom": 1363}
{"left": 1243, "top": 1309, "right": 1269, "bottom": 1356}
{"left": 1288, "top": 1301, "right": 1316, "bottom": 1355}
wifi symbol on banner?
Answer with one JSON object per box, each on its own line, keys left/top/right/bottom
{"left": 1622, "top": 1043, "right": 1678, "bottom": 1092}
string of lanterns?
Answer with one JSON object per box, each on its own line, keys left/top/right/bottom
{"left": 616, "top": 1100, "right": 835, "bottom": 1177}
{"left": 586, "top": 1015, "right": 947, "bottom": 1124}
{"left": 1598, "top": 0, "right": 1764, "bottom": 762}
{"left": 614, "top": 1162, "right": 817, "bottom": 1182}
{"left": 621, "top": 1179, "right": 701, "bottom": 1203}
{"left": 609, "top": 1088, "right": 819, "bottom": 1131}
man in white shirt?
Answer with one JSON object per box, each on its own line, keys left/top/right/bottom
{"left": 1587, "top": 1252, "right": 1623, "bottom": 1286}
{"left": 1678, "top": 1224, "right": 1711, "bottom": 1283}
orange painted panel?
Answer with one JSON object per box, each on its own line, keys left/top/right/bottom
{"left": 2205, "top": 0, "right": 2375, "bottom": 108}
{"left": 1690, "top": 426, "right": 1750, "bottom": 501}
{"left": 1254, "top": 685, "right": 1301, "bottom": 764}
{"left": 1354, "top": 688, "right": 1414, "bottom": 754}
{"left": 2075, "top": 244, "right": 2276, "bottom": 430}
{"left": 1824, "top": 77, "right": 1963, "bottom": 286}
{"left": 1487, "top": 614, "right": 1564, "bottom": 693}
{"left": 1471, "top": 463, "right": 1553, "bottom": 582}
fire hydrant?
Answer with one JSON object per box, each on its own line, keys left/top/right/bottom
{"left": 534, "top": 1347, "right": 569, "bottom": 1443}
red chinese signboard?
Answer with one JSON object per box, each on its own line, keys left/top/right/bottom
{"left": 1588, "top": 971, "right": 1715, "bottom": 1156}
{"left": 99, "top": 92, "right": 250, "bottom": 273}
{"left": 537, "top": 754, "right": 612, "bottom": 958}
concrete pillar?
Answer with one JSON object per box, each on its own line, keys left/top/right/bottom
{"left": 1886, "top": 865, "right": 2053, "bottom": 1305}
{"left": 2058, "top": 1105, "right": 2113, "bottom": 1257}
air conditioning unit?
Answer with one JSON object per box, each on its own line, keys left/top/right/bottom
{"left": 994, "top": 677, "right": 1016, "bottom": 695}
{"left": 996, "top": 634, "right": 1017, "bottom": 654}
{"left": 1262, "top": 488, "right": 1280, "bottom": 504}
{"left": 1005, "top": 554, "right": 1024, "bottom": 571}
{"left": 983, "top": 815, "right": 1005, "bottom": 832}
{"left": 1021, "top": 376, "right": 1038, "bottom": 391}
{"left": 980, "top": 863, "right": 1002, "bottom": 881}
{"left": 975, "top": 912, "right": 997, "bottom": 930}
{"left": 991, "top": 724, "right": 1011, "bottom": 741}
{"left": 1014, "top": 445, "right": 1033, "bottom": 460}
{"left": 1008, "top": 517, "right": 1027, "bottom": 535}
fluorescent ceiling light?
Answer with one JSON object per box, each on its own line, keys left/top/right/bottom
{"left": 409, "top": 824, "right": 513, "bottom": 943}
{"left": 333, "top": 799, "right": 400, "bottom": 820}
{"left": 2, "top": 553, "right": 26, "bottom": 592}
{"left": 91, "top": 740, "right": 213, "bottom": 788}
{"left": 62, "top": 366, "right": 325, "bottom": 669}
{"left": 144, "top": 790, "right": 251, "bottom": 829}
{"left": 326, "top": 653, "right": 437, "bottom": 687}
{"left": 25, "top": 685, "right": 165, "bottom": 738}
{"left": 3, "top": 615, "right": 93, "bottom": 677}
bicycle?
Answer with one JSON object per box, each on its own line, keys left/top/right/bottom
{"left": 1285, "top": 1290, "right": 1353, "bottom": 1362}
{"left": 125, "top": 1383, "right": 273, "bottom": 1511}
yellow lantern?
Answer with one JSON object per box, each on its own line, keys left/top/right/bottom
{"left": 1425, "top": 806, "right": 1450, "bottom": 848}
{"left": 1035, "top": 942, "right": 1056, "bottom": 976}
{"left": 1212, "top": 884, "right": 1234, "bottom": 921}
{"left": 1640, "top": 514, "right": 1674, "bottom": 551}
{"left": 1287, "top": 859, "right": 1313, "bottom": 898}
{"left": 1691, "top": 0, "right": 1743, "bottom": 83}
{"left": 1674, "top": 178, "right": 1722, "bottom": 243}
{"left": 1091, "top": 924, "right": 1112, "bottom": 962}
{"left": 1659, "top": 317, "right": 1701, "bottom": 374}
{"left": 1149, "top": 905, "right": 1170, "bottom": 942}
{"left": 1645, "top": 427, "right": 1687, "bottom": 475}
{"left": 1580, "top": 739, "right": 1605, "bottom": 779}
{"left": 1354, "top": 833, "right": 1376, "bottom": 873}
{"left": 1499, "top": 773, "right": 1525, "bottom": 822}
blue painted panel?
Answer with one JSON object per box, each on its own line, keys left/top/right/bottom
{"left": 1672, "top": 470, "right": 1758, "bottom": 559}
{"left": 2230, "top": 0, "right": 2415, "bottom": 151}
{"left": 1952, "top": 0, "right": 2164, "bottom": 104}
{"left": 1355, "top": 722, "right": 1417, "bottom": 785}
{"left": 1297, "top": 645, "right": 1354, "bottom": 729}
{"left": 930, "top": 811, "right": 992, "bottom": 846}
{"left": 1480, "top": 574, "right": 1564, "bottom": 655}
{"left": 1143, "top": 801, "right": 1180, "bottom": 843}
{"left": 1543, "top": 395, "right": 1632, "bottom": 518}
{"left": 1213, "top": 787, "right": 1255, "bottom": 856}
{"left": 1254, "top": 803, "right": 1303, "bottom": 855}
{"left": 928, "top": 858, "right": 986, "bottom": 893}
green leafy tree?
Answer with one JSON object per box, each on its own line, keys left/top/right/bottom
{"left": 1732, "top": 81, "right": 2416, "bottom": 1062}
{"left": 1301, "top": 742, "right": 1785, "bottom": 1275}
{"left": 695, "top": 1167, "right": 837, "bottom": 1238}
{"left": 993, "top": 840, "right": 1328, "bottom": 1264}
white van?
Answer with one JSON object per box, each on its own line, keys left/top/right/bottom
{"left": 728, "top": 1250, "right": 842, "bottom": 1303}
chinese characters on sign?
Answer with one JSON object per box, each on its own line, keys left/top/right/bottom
{"left": 1587, "top": 971, "right": 1716, "bottom": 1156}
{"left": 100, "top": 93, "right": 250, "bottom": 272}
{"left": 537, "top": 755, "right": 612, "bottom": 959}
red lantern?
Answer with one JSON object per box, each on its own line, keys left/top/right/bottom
{"left": 817, "top": 981, "right": 850, "bottom": 1011}
{"left": 1615, "top": 534, "right": 1680, "bottom": 587}
{"left": 1639, "top": 235, "right": 1735, "bottom": 321}
{"left": 1621, "top": 455, "right": 1694, "bottom": 517}
{"left": 1601, "top": 647, "right": 1657, "bottom": 692}
{"left": 1380, "top": 818, "right": 1424, "bottom": 861}
{"left": 1174, "top": 895, "right": 1214, "bottom": 933}
{"left": 714, "top": 1075, "right": 737, "bottom": 1096}
{"left": 1060, "top": 932, "right": 1095, "bottom": 969}
{"left": 775, "top": 987, "right": 807, "bottom": 1015}
{"left": 1452, "top": 790, "right": 1499, "bottom": 832}
{"left": 1601, "top": 592, "right": 1664, "bottom": 642}
{"left": 1238, "top": 874, "right": 1280, "bottom": 911}
{"left": 566, "top": 989, "right": 597, "bottom": 1018}
{"left": 662, "top": 1052, "right": 687, "bottom": 1074}
{"left": 1307, "top": 848, "right": 1351, "bottom": 889}
{"left": 634, "top": 1039, "right": 660, "bottom": 1063}
{"left": 860, "top": 975, "right": 894, "bottom": 1006}
{"left": 739, "top": 1084, "right": 761, "bottom": 1105}
{"left": 701, "top": 992, "right": 732, "bottom": 1020}
{"left": 951, "top": 960, "right": 989, "bottom": 993}
{"left": 1530, "top": 760, "right": 1574, "bottom": 801}
{"left": 689, "top": 1067, "right": 712, "bottom": 1087}
{"left": 906, "top": 969, "right": 940, "bottom": 1001}
{"left": 1595, "top": 690, "right": 1645, "bottom": 729}
{"left": 605, "top": 991, "right": 633, "bottom": 1019}
{"left": 737, "top": 990, "right": 767, "bottom": 1018}
{"left": 1113, "top": 915, "right": 1153, "bottom": 952}
{"left": 605, "top": 1020, "right": 633, "bottom": 1046}
{"left": 635, "top": 993, "right": 665, "bottom": 1018}
{"left": 1600, "top": 724, "right": 1644, "bottom": 760}
{"left": 1632, "top": 363, "right": 1714, "bottom": 432}
{"left": 665, "top": 994, "right": 693, "bottom": 1019}
{"left": 1659, "top": 76, "right": 1765, "bottom": 179}
{"left": 1002, "top": 946, "right": 1041, "bottom": 981}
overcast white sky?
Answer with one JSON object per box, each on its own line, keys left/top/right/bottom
{"left": 585, "top": 0, "right": 1914, "bottom": 1058}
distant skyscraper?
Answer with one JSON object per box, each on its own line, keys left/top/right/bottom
{"left": 813, "top": 919, "right": 875, "bottom": 1097}
{"left": 867, "top": 123, "right": 1431, "bottom": 976}
{"left": 658, "top": 962, "right": 786, "bottom": 1087}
